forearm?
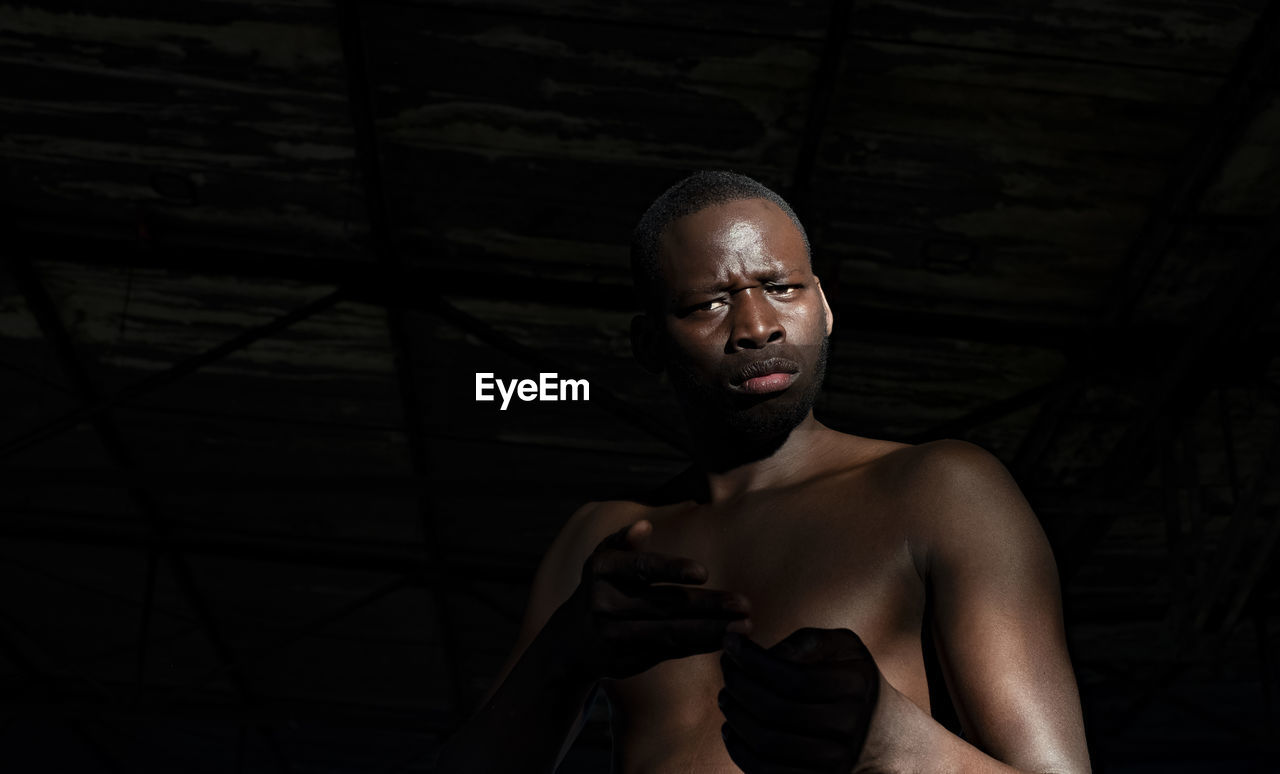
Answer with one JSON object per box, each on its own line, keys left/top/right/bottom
{"left": 435, "top": 607, "right": 597, "bottom": 774}
{"left": 855, "top": 681, "right": 1089, "bottom": 774}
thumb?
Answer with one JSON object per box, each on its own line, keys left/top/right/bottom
{"left": 596, "top": 519, "right": 652, "bottom": 553}
{"left": 626, "top": 519, "right": 653, "bottom": 550}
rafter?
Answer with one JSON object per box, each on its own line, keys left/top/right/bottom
{"left": 3, "top": 253, "right": 296, "bottom": 773}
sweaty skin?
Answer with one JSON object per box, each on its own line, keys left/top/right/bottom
{"left": 443, "top": 198, "right": 1091, "bottom": 774}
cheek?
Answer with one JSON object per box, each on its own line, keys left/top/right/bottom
{"left": 783, "top": 303, "right": 825, "bottom": 337}
{"left": 666, "top": 320, "right": 725, "bottom": 355}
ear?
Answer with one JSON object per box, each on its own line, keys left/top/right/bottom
{"left": 815, "top": 276, "right": 834, "bottom": 336}
{"left": 631, "top": 313, "right": 665, "bottom": 374}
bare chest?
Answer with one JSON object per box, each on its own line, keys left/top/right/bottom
{"left": 604, "top": 487, "right": 930, "bottom": 771}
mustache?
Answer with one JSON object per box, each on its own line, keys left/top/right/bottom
{"left": 729, "top": 356, "right": 802, "bottom": 386}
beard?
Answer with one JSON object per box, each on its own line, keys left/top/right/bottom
{"left": 667, "top": 335, "right": 830, "bottom": 447}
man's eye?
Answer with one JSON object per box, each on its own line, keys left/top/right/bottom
{"left": 765, "top": 284, "right": 800, "bottom": 296}
{"left": 699, "top": 299, "right": 728, "bottom": 311}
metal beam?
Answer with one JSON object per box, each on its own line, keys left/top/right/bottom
{"left": 787, "top": 0, "right": 853, "bottom": 226}
{"left": 2, "top": 243, "right": 692, "bottom": 459}
{"left": 0, "top": 624, "right": 125, "bottom": 774}
{"left": 0, "top": 285, "right": 348, "bottom": 460}
{"left": 1102, "top": 0, "right": 1280, "bottom": 330}
{"left": 1105, "top": 413, "right": 1280, "bottom": 736}
{"left": 1058, "top": 211, "right": 1280, "bottom": 582}
{"left": 338, "top": 0, "right": 477, "bottom": 719}
{"left": 1010, "top": 0, "right": 1280, "bottom": 484}
{"left": 1189, "top": 425, "right": 1280, "bottom": 633}
{"left": 160, "top": 574, "right": 414, "bottom": 707}
{"left": 3, "top": 254, "right": 296, "bottom": 773}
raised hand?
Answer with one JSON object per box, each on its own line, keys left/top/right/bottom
{"left": 559, "top": 520, "right": 752, "bottom": 681}
{"left": 719, "top": 627, "right": 881, "bottom": 773}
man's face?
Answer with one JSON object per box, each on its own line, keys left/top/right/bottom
{"left": 652, "top": 198, "right": 832, "bottom": 441}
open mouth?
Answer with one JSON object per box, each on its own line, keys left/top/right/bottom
{"left": 730, "top": 357, "right": 801, "bottom": 395}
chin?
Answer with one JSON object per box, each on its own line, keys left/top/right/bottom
{"left": 668, "top": 335, "right": 830, "bottom": 444}
{"left": 673, "top": 377, "right": 818, "bottom": 445}
{"left": 726, "top": 390, "right": 813, "bottom": 437}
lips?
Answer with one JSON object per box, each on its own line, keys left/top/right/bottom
{"left": 730, "top": 356, "right": 801, "bottom": 394}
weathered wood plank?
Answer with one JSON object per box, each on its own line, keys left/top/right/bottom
{"left": 1200, "top": 96, "right": 1280, "bottom": 217}
{"left": 370, "top": 37, "right": 818, "bottom": 164}
{"left": 384, "top": 0, "right": 834, "bottom": 41}
{"left": 854, "top": 0, "right": 1266, "bottom": 73}
{"left": 0, "top": 4, "right": 362, "bottom": 250}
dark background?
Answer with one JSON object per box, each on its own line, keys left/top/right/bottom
{"left": 1, "top": 1, "right": 1278, "bottom": 771}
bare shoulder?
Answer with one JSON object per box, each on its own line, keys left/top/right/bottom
{"left": 870, "top": 438, "right": 1023, "bottom": 506}
{"left": 860, "top": 439, "right": 1046, "bottom": 565}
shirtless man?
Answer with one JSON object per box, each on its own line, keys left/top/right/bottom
{"left": 436, "top": 171, "right": 1091, "bottom": 773}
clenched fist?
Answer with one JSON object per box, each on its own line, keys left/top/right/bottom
{"left": 719, "top": 627, "right": 881, "bottom": 773}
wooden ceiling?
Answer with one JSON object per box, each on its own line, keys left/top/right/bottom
{"left": 1, "top": 1, "right": 1278, "bottom": 771}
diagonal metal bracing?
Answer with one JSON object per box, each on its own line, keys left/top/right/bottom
{"left": 786, "top": 0, "right": 852, "bottom": 226}
{"left": 0, "top": 285, "right": 348, "bottom": 460}
{"left": 1159, "top": 422, "right": 1195, "bottom": 642}
{"left": 1, "top": 242, "right": 690, "bottom": 463}
{"left": 336, "top": 0, "right": 470, "bottom": 720}
{"left": 160, "top": 575, "right": 415, "bottom": 708}
{"left": 1011, "top": 0, "right": 1280, "bottom": 488}
{"left": 152, "top": 571, "right": 523, "bottom": 713}
{"left": 3, "top": 254, "right": 297, "bottom": 773}
{"left": 1103, "top": 410, "right": 1280, "bottom": 738}
{"left": 0, "top": 624, "right": 124, "bottom": 773}
{"left": 1103, "top": 0, "right": 1280, "bottom": 330}
{"left": 1058, "top": 210, "right": 1280, "bottom": 583}
{"left": 865, "top": 2, "right": 1280, "bottom": 464}
{"left": 1189, "top": 423, "right": 1280, "bottom": 633}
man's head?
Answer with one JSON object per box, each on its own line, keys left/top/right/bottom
{"left": 631, "top": 171, "right": 812, "bottom": 312}
{"left": 629, "top": 171, "right": 832, "bottom": 451}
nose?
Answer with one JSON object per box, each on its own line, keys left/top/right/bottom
{"left": 729, "top": 288, "right": 784, "bottom": 351}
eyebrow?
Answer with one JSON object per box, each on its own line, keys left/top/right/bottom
{"left": 673, "top": 268, "right": 805, "bottom": 303}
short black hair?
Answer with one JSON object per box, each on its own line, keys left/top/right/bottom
{"left": 630, "top": 170, "right": 811, "bottom": 311}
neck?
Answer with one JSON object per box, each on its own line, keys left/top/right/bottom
{"left": 688, "top": 412, "right": 834, "bottom": 503}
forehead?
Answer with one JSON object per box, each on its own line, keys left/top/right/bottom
{"left": 656, "top": 198, "right": 808, "bottom": 292}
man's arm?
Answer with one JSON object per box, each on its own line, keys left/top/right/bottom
{"left": 436, "top": 505, "right": 752, "bottom": 773}
{"left": 866, "top": 439, "right": 1091, "bottom": 773}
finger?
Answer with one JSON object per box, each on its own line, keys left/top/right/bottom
{"left": 591, "top": 549, "right": 708, "bottom": 586}
{"left": 722, "top": 634, "right": 874, "bottom": 702}
{"left": 595, "top": 519, "right": 652, "bottom": 553}
{"left": 721, "top": 723, "right": 824, "bottom": 774}
{"left": 718, "top": 690, "right": 855, "bottom": 770}
{"left": 719, "top": 662, "right": 865, "bottom": 740}
{"left": 596, "top": 585, "right": 750, "bottom": 620}
{"left": 769, "top": 627, "right": 872, "bottom": 665}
